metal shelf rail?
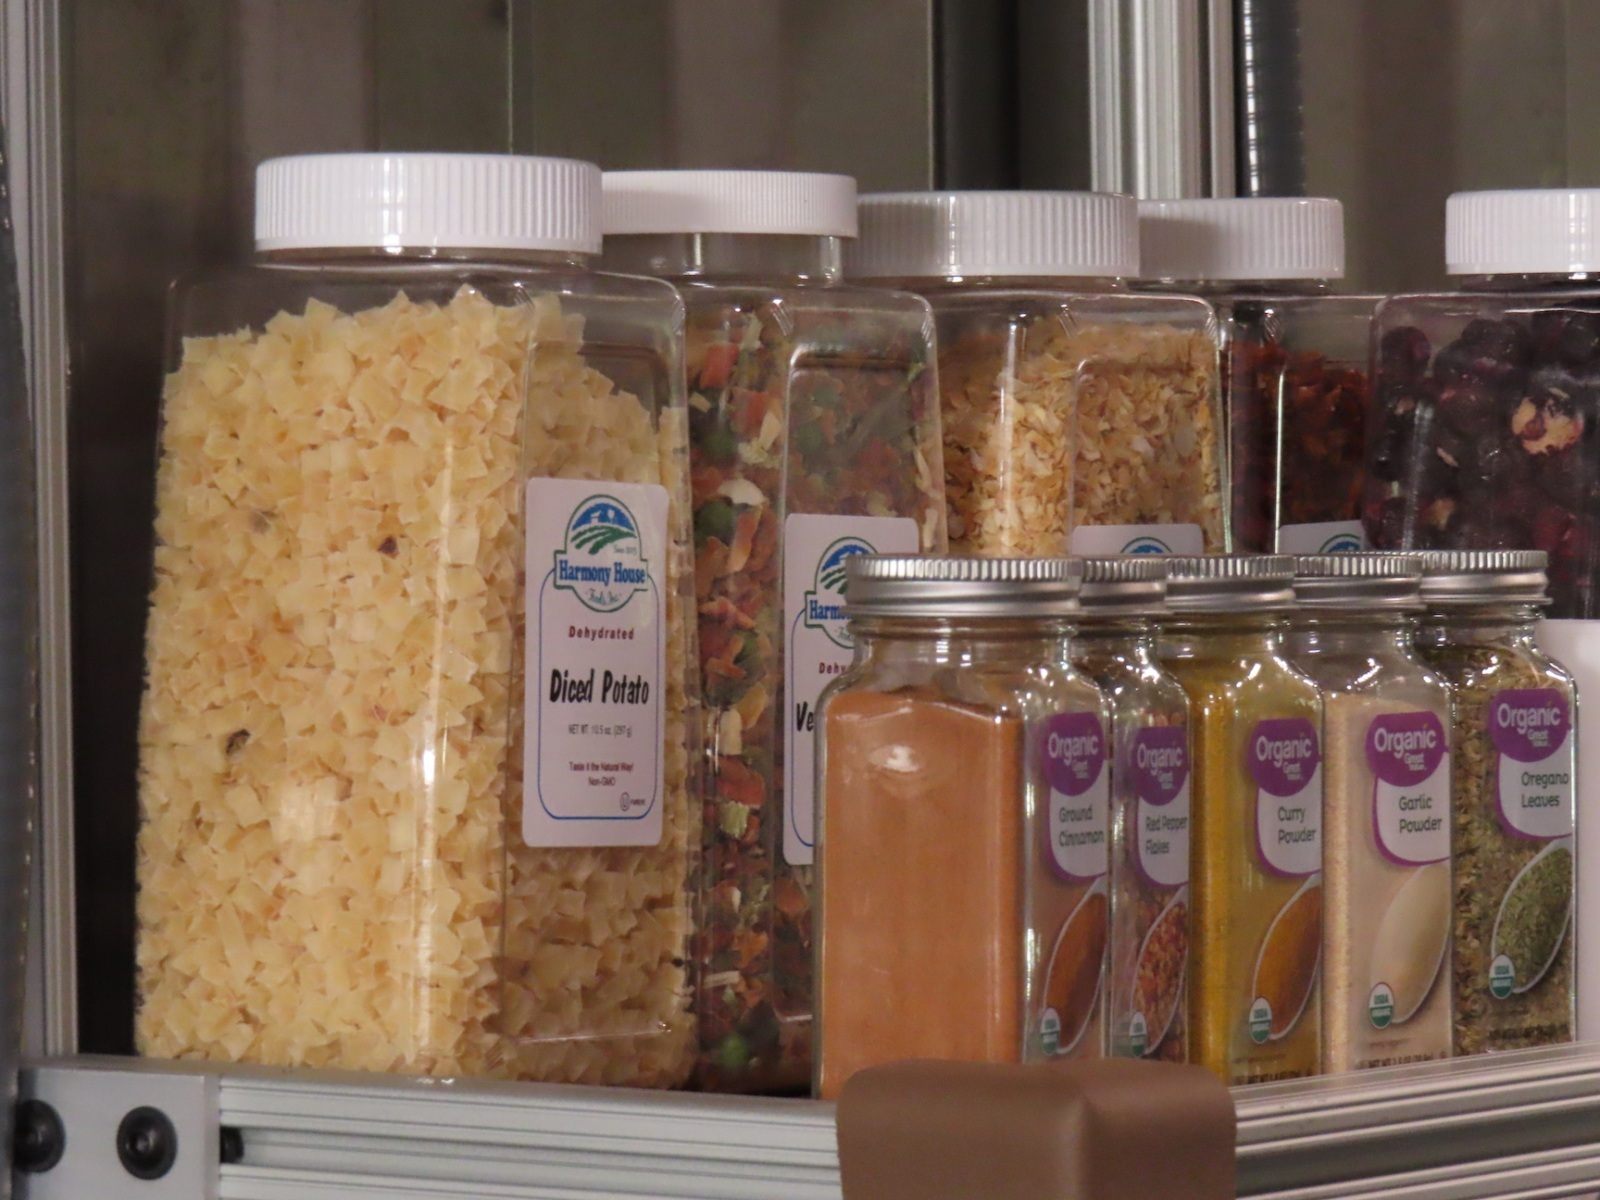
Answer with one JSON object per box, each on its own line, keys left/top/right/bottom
{"left": 15, "top": 1045, "right": 1600, "bottom": 1199}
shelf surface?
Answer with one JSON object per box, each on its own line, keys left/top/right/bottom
{"left": 18, "top": 1046, "right": 1600, "bottom": 1199}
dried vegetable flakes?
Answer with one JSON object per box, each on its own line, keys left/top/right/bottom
{"left": 685, "top": 297, "right": 944, "bottom": 1092}
{"left": 937, "top": 312, "right": 1222, "bottom": 555}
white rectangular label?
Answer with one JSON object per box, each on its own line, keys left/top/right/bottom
{"left": 522, "top": 478, "right": 669, "bottom": 848}
{"left": 1067, "top": 523, "right": 1204, "bottom": 556}
{"left": 1276, "top": 520, "right": 1367, "bottom": 554}
{"left": 783, "top": 513, "right": 919, "bottom": 866}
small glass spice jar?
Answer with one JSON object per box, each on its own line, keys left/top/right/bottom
{"left": 1413, "top": 550, "right": 1577, "bottom": 1055}
{"left": 1159, "top": 555, "right": 1323, "bottom": 1084}
{"left": 1139, "top": 198, "right": 1376, "bottom": 554}
{"left": 603, "top": 170, "right": 948, "bottom": 1093}
{"left": 1288, "top": 554, "right": 1453, "bottom": 1073}
{"left": 816, "top": 556, "right": 1110, "bottom": 1100}
{"left": 1071, "top": 557, "right": 1192, "bottom": 1064}
{"left": 849, "top": 192, "right": 1224, "bottom": 557}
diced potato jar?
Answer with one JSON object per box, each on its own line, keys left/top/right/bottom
{"left": 135, "top": 153, "right": 700, "bottom": 1086}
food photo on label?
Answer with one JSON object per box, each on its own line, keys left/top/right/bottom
{"left": 1069, "top": 556, "right": 1192, "bottom": 1062}
{"left": 602, "top": 169, "right": 947, "bottom": 1093}
{"left": 1413, "top": 550, "right": 1576, "bottom": 1054}
{"left": 814, "top": 556, "right": 1106, "bottom": 1099}
{"left": 1159, "top": 555, "right": 1324, "bottom": 1084}
{"left": 1288, "top": 554, "right": 1453, "bottom": 1072}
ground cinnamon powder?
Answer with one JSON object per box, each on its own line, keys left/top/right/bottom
{"left": 818, "top": 688, "right": 1023, "bottom": 1099}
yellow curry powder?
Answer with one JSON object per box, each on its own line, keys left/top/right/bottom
{"left": 1161, "top": 558, "right": 1323, "bottom": 1084}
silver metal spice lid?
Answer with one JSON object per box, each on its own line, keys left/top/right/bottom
{"left": 1417, "top": 549, "right": 1549, "bottom": 607}
{"left": 844, "top": 555, "right": 1084, "bottom": 619}
{"left": 1162, "top": 554, "right": 1296, "bottom": 613}
{"left": 1077, "top": 556, "right": 1167, "bottom": 618}
{"left": 1292, "top": 553, "right": 1423, "bottom": 611}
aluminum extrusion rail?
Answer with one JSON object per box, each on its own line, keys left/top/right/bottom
{"left": 18, "top": 1047, "right": 1600, "bottom": 1199}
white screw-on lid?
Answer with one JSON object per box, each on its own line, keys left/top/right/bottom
{"left": 255, "top": 153, "right": 601, "bottom": 254}
{"left": 847, "top": 191, "right": 1138, "bottom": 280}
{"left": 1446, "top": 189, "right": 1600, "bottom": 275}
{"left": 1137, "top": 197, "right": 1345, "bottom": 281}
{"left": 601, "top": 170, "right": 858, "bottom": 238}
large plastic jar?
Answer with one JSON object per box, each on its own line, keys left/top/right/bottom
{"left": 1413, "top": 551, "right": 1576, "bottom": 1055}
{"left": 135, "top": 153, "right": 700, "bottom": 1087}
{"left": 1287, "top": 555, "right": 1453, "bottom": 1073}
{"left": 1139, "top": 198, "right": 1375, "bottom": 554}
{"left": 816, "top": 556, "right": 1109, "bottom": 1100}
{"left": 849, "top": 192, "right": 1223, "bottom": 557}
{"left": 1159, "top": 555, "right": 1324, "bottom": 1084}
{"left": 602, "top": 171, "right": 947, "bottom": 1093}
{"left": 1362, "top": 190, "right": 1600, "bottom": 1036}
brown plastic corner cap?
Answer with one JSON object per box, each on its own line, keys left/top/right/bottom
{"left": 836, "top": 1058, "right": 1235, "bottom": 1200}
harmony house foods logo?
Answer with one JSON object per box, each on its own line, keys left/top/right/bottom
{"left": 1318, "top": 530, "right": 1364, "bottom": 553}
{"left": 553, "top": 496, "right": 650, "bottom": 613}
{"left": 1122, "top": 535, "right": 1173, "bottom": 554}
{"left": 805, "top": 537, "right": 874, "bottom": 649}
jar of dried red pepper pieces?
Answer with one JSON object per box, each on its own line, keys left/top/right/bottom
{"left": 849, "top": 191, "right": 1224, "bottom": 558}
{"left": 1138, "top": 198, "right": 1377, "bottom": 555}
{"left": 1361, "top": 189, "right": 1600, "bottom": 1038}
{"left": 602, "top": 170, "right": 947, "bottom": 1094}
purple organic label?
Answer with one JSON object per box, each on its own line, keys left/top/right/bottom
{"left": 1042, "top": 711, "right": 1108, "bottom": 797}
{"left": 1132, "top": 726, "right": 1189, "bottom": 806}
{"left": 1247, "top": 717, "right": 1322, "bottom": 797}
{"left": 1487, "top": 689, "right": 1571, "bottom": 763}
{"left": 1365, "top": 711, "right": 1448, "bottom": 787}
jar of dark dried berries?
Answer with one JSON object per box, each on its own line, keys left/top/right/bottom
{"left": 602, "top": 171, "right": 948, "bottom": 1094}
{"left": 1139, "top": 198, "right": 1377, "bottom": 555}
{"left": 1361, "top": 190, "right": 1600, "bottom": 1038}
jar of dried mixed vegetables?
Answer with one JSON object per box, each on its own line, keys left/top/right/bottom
{"left": 1139, "top": 198, "right": 1375, "bottom": 554}
{"left": 136, "top": 153, "right": 700, "bottom": 1087}
{"left": 1070, "top": 558, "right": 1191, "bottom": 1064}
{"left": 1413, "top": 550, "right": 1576, "bottom": 1055}
{"left": 602, "top": 170, "right": 947, "bottom": 1093}
{"left": 849, "top": 191, "right": 1223, "bottom": 557}
{"left": 816, "top": 556, "right": 1109, "bottom": 1099}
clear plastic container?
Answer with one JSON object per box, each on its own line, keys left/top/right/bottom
{"left": 1069, "top": 558, "right": 1191, "bottom": 1063}
{"left": 849, "top": 192, "right": 1223, "bottom": 557}
{"left": 815, "top": 556, "right": 1108, "bottom": 1100}
{"left": 1159, "top": 556, "right": 1324, "bottom": 1084}
{"left": 1413, "top": 551, "right": 1576, "bottom": 1055}
{"left": 602, "top": 171, "right": 947, "bottom": 1093}
{"left": 1287, "top": 555, "right": 1453, "bottom": 1073}
{"left": 1139, "top": 199, "right": 1376, "bottom": 554}
{"left": 136, "top": 153, "right": 700, "bottom": 1086}
{"left": 1363, "top": 190, "right": 1600, "bottom": 615}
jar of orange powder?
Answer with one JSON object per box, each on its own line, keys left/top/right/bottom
{"left": 815, "top": 556, "right": 1111, "bottom": 1099}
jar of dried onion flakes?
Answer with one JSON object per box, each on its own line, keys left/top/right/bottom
{"left": 848, "top": 191, "right": 1224, "bottom": 557}
{"left": 1138, "top": 198, "right": 1377, "bottom": 555}
{"left": 136, "top": 153, "right": 700, "bottom": 1087}
{"left": 602, "top": 170, "right": 947, "bottom": 1094}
